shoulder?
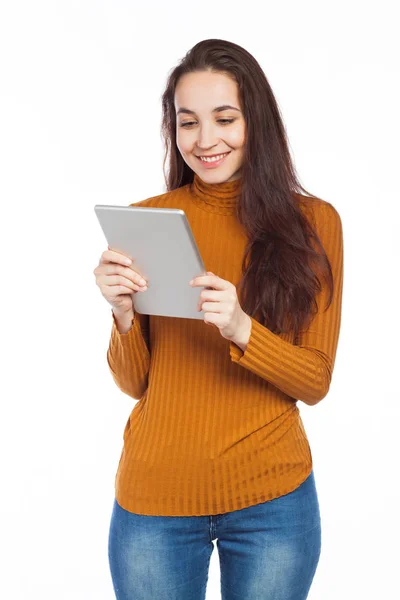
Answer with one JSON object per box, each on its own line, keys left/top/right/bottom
{"left": 129, "top": 185, "right": 188, "bottom": 209}
{"left": 295, "top": 193, "right": 344, "bottom": 269}
{"left": 294, "top": 192, "right": 342, "bottom": 231}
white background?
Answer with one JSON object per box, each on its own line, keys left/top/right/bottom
{"left": 1, "top": 1, "right": 399, "bottom": 598}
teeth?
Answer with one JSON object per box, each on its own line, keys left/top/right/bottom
{"left": 199, "top": 152, "right": 228, "bottom": 162}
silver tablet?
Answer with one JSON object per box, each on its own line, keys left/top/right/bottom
{"left": 94, "top": 204, "right": 208, "bottom": 320}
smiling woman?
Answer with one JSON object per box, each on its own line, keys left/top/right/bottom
{"left": 107, "top": 38, "right": 343, "bottom": 600}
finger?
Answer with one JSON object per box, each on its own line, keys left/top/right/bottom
{"left": 101, "top": 273, "right": 147, "bottom": 292}
{"left": 204, "top": 313, "right": 217, "bottom": 326}
{"left": 191, "top": 274, "right": 225, "bottom": 290}
{"left": 197, "top": 289, "right": 221, "bottom": 310}
{"left": 103, "top": 247, "right": 133, "bottom": 265}
{"left": 206, "top": 271, "right": 215, "bottom": 288}
{"left": 198, "top": 301, "right": 222, "bottom": 313}
{"left": 102, "top": 264, "right": 148, "bottom": 289}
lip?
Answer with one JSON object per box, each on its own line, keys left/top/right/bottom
{"left": 196, "top": 151, "right": 231, "bottom": 168}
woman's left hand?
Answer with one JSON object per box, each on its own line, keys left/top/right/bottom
{"left": 190, "top": 271, "right": 250, "bottom": 341}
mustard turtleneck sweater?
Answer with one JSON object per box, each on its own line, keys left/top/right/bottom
{"left": 107, "top": 173, "right": 344, "bottom": 516}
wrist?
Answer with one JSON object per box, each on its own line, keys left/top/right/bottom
{"left": 233, "top": 314, "right": 252, "bottom": 352}
{"left": 112, "top": 307, "right": 134, "bottom": 334}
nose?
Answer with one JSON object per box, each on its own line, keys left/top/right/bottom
{"left": 197, "top": 123, "right": 219, "bottom": 151}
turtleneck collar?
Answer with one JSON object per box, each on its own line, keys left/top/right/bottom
{"left": 190, "top": 172, "right": 242, "bottom": 215}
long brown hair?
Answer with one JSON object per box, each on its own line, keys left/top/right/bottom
{"left": 160, "top": 39, "right": 333, "bottom": 341}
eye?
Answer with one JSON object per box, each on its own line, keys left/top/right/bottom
{"left": 179, "top": 119, "right": 235, "bottom": 128}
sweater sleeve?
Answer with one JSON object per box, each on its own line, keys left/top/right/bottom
{"left": 107, "top": 309, "right": 151, "bottom": 400}
{"left": 229, "top": 201, "right": 344, "bottom": 405}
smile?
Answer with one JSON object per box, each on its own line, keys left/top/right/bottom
{"left": 196, "top": 152, "right": 231, "bottom": 168}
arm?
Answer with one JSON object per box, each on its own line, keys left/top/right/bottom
{"left": 229, "top": 201, "right": 344, "bottom": 406}
{"left": 106, "top": 194, "right": 162, "bottom": 398}
{"left": 107, "top": 308, "right": 151, "bottom": 399}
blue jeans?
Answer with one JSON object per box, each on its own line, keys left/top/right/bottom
{"left": 108, "top": 469, "right": 321, "bottom": 599}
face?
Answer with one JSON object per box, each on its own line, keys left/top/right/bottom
{"left": 174, "top": 70, "right": 246, "bottom": 183}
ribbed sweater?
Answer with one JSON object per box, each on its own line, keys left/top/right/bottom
{"left": 107, "top": 173, "right": 344, "bottom": 516}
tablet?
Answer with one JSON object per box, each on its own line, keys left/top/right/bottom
{"left": 94, "top": 204, "right": 209, "bottom": 320}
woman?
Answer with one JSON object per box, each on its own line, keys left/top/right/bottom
{"left": 98, "top": 38, "right": 344, "bottom": 599}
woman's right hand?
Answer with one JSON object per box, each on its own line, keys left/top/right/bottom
{"left": 93, "top": 247, "right": 148, "bottom": 314}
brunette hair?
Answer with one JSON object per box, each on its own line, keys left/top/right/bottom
{"left": 160, "top": 38, "right": 334, "bottom": 340}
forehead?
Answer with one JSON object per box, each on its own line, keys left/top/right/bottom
{"left": 175, "top": 71, "right": 240, "bottom": 111}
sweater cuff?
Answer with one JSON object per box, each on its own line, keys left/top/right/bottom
{"left": 229, "top": 315, "right": 281, "bottom": 367}
{"left": 111, "top": 309, "right": 139, "bottom": 342}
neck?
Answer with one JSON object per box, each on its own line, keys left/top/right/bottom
{"left": 190, "top": 172, "right": 242, "bottom": 215}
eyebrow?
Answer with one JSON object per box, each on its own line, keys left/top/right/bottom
{"left": 176, "top": 105, "right": 241, "bottom": 116}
